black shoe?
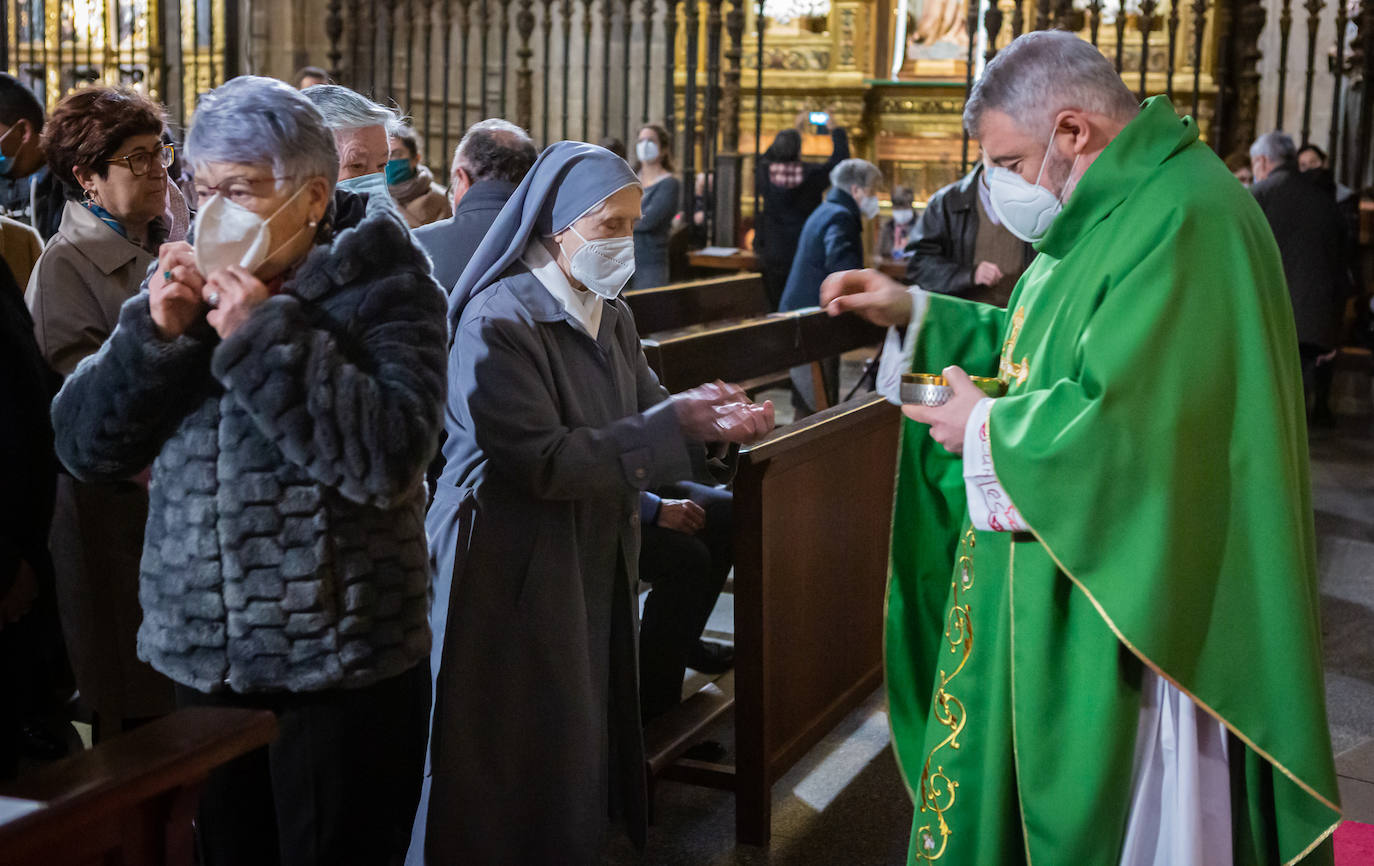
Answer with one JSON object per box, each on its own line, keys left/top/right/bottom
{"left": 685, "top": 640, "right": 734, "bottom": 674}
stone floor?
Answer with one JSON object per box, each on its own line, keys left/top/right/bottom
{"left": 614, "top": 380, "right": 1374, "bottom": 863}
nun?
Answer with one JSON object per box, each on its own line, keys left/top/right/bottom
{"left": 410, "top": 142, "right": 774, "bottom": 863}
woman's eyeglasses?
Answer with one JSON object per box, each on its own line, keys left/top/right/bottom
{"left": 106, "top": 143, "right": 175, "bottom": 177}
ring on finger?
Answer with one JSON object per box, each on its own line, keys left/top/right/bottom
{"left": 162, "top": 269, "right": 174, "bottom": 283}
{"left": 206, "top": 291, "right": 220, "bottom": 308}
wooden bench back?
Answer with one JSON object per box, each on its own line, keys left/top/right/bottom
{"left": 640, "top": 309, "right": 883, "bottom": 393}
{"left": 624, "top": 272, "right": 768, "bottom": 335}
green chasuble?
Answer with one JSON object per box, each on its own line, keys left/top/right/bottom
{"left": 885, "top": 96, "right": 1341, "bottom": 865}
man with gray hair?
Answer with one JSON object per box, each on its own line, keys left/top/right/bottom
{"left": 778, "top": 156, "right": 882, "bottom": 412}
{"left": 413, "top": 118, "right": 538, "bottom": 291}
{"left": 821, "top": 30, "right": 1338, "bottom": 865}
{"left": 1250, "top": 130, "right": 1350, "bottom": 424}
{"left": 301, "top": 83, "right": 396, "bottom": 198}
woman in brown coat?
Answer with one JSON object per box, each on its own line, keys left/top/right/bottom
{"left": 25, "top": 86, "right": 187, "bottom": 738}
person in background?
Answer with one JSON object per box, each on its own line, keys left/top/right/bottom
{"left": 689, "top": 171, "right": 709, "bottom": 247}
{"left": 597, "top": 136, "right": 627, "bottom": 160}
{"left": 878, "top": 184, "right": 916, "bottom": 260}
{"left": 26, "top": 86, "right": 186, "bottom": 740}
{"left": 630, "top": 124, "right": 680, "bottom": 290}
{"left": 413, "top": 142, "right": 773, "bottom": 864}
{"left": 638, "top": 481, "right": 735, "bottom": 723}
{"left": 0, "top": 254, "right": 61, "bottom": 781}
{"left": 0, "top": 75, "right": 66, "bottom": 240}
{"left": 1226, "top": 150, "right": 1253, "bottom": 187}
{"left": 779, "top": 157, "right": 882, "bottom": 415}
{"left": 293, "top": 65, "right": 331, "bottom": 89}
{"left": 414, "top": 118, "right": 538, "bottom": 291}
{"left": 754, "top": 119, "right": 849, "bottom": 309}
{"left": 387, "top": 121, "right": 453, "bottom": 228}
{"left": 905, "top": 163, "right": 1035, "bottom": 308}
{"left": 301, "top": 84, "right": 396, "bottom": 198}
{"left": 0, "top": 214, "right": 41, "bottom": 290}
{"left": 1252, "top": 131, "right": 1351, "bottom": 426}
{"left": 50, "top": 75, "right": 446, "bottom": 866}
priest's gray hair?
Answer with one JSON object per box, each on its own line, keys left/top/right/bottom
{"left": 1250, "top": 131, "right": 1297, "bottom": 164}
{"left": 830, "top": 158, "right": 883, "bottom": 193}
{"left": 185, "top": 75, "right": 339, "bottom": 189}
{"left": 300, "top": 83, "right": 396, "bottom": 131}
{"left": 964, "top": 31, "right": 1139, "bottom": 138}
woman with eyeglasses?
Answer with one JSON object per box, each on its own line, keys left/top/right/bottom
{"left": 25, "top": 86, "right": 189, "bottom": 741}
{"left": 50, "top": 75, "right": 446, "bottom": 866}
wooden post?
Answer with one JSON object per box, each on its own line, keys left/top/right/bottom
{"left": 385, "top": 0, "right": 398, "bottom": 100}
{"left": 407, "top": 0, "right": 418, "bottom": 109}
{"left": 1012, "top": 0, "right": 1026, "bottom": 36}
{"left": 1115, "top": 0, "right": 1127, "bottom": 73}
{"left": 424, "top": 0, "right": 437, "bottom": 146}
{"left": 562, "top": 0, "right": 575, "bottom": 138}
{"left": 962, "top": 0, "right": 978, "bottom": 172}
{"left": 542, "top": 0, "right": 555, "bottom": 143}
{"left": 1088, "top": 0, "right": 1104, "bottom": 46}
{"left": 665, "top": 0, "right": 680, "bottom": 139}
{"left": 753, "top": 0, "right": 764, "bottom": 221}
{"left": 1166, "top": 0, "right": 1180, "bottom": 100}
{"left": 683, "top": 0, "right": 699, "bottom": 214}
{"left": 480, "top": 0, "right": 491, "bottom": 117}
{"left": 623, "top": 0, "right": 634, "bottom": 142}
{"left": 327, "top": 0, "right": 345, "bottom": 80}
{"left": 443, "top": 0, "right": 456, "bottom": 165}
{"left": 1327, "top": 0, "right": 1348, "bottom": 173}
{"left": 350, "top": 0, "right": 364, "bottom": 88}
{"left": 1191, "top": 0, "right": 1208, "bottom": 119}
{"left": 517, "top": 0, "right": 536, "bottom": 129}
{"left": 642, "top": 0, "right": 656, "bottom": 123}
{"left": 582, "top": 0, "right": 594, "bottom": 138}
{"left": 601, "top": 0, "right": 614, "bottom": 137}
{"left": 714, "top": 0, "right": 745, "bottom": 245}
{"left": 1355, "top": 0, "right": 1374, "bottom": 191}
{"left": 985, "top": 1, "right": 1005, "bottom": 63}
{"left": 1277, "top": 0, "right": 1293, "bottom": 128}
{"left": 1138, "top": 0, "right": 1157, "bottom": 98}
{"left": 458, "top": 0, "right": 473, "bottom": 139}
{"left": 704, "top": 0, "right": 723, "bottom": 241}
{"left": 1300, "top": 0, "right": 1326, "bottom": 143}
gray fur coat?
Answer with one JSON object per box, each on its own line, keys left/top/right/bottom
{"left": 51, "top": 196, "right": 448, "bottom": 694}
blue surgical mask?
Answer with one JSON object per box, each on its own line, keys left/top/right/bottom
{"left": 385, "top": 158, "right": 415, "bottom": 186}
{"left": 0, "top": 125, "right": 20, "bottom": 177}
{"left": 337, "top": 170, "right": 391, "bottom": 200}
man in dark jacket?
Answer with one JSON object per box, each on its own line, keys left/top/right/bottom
{"left": 779, "top": 158, "right": 883, "bottom": 414}
{"left": 905, "top": 163, "right": 1035, "bottom": 307}
{"left": 0, "top": 75, "right": 64, "bottom": 241}
{"left": 414, "top": 118, "right": 538, "bottom": 290}
{"left": 755, "top": 124, "right": 849, "bottom": 309}
{"left": 1251, "top": 131, "right": 1351, "bottom": 422}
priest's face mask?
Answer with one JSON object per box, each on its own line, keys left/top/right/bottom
{"left": 978, "top": 108, "right": 1083, "bottom": 203}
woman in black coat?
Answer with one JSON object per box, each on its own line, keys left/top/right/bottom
{"left": 753, "top": 123, "right": 848, "bottom": 308}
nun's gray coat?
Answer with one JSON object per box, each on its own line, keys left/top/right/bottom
{"left": 415, "top": 263, "right": 728, "bottom": 864}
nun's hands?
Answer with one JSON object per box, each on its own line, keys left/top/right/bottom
{"left": 672, "top": 380, "right": 776, "bottom": 445}
{"left": 149, "top": 241, "right": 206, "bottom": 340}
{"left": 203, "top": 265, "right": 270, "bottom": 340}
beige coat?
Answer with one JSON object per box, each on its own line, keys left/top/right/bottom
{"left": 27, "top": 199, "right": 185, "bottom": 730}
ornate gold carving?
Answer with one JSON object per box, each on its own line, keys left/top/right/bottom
{"left": 999, "top": 306, "right": 1030, "bottom": 387}
{"left": 913, "top": 527, "right": 978, "bottom": 861}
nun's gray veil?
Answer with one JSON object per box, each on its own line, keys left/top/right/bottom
{"left": 448, "top": 141, "right": 640, "bottom": 328}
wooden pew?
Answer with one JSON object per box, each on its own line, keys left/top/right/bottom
{"left": 624, "top": 272, "right": 769, "bottom": 334}
{"left": 0, "top": 707, "right": 277, "bottom": 866}
{"left": 640, "top": 308, "right": 884, "bottom": 406}
{"left": 646, "top": 394, "right": 901, "bottom": 844}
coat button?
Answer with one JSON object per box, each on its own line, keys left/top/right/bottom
{"left": 634, "top": 467, "right": 647, "bottom": 481}
{"left": 630, "top": 513, "right": 640, "bottom": 528}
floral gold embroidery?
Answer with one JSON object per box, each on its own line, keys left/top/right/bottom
{"left": 999, "top": 306, "right": 1029, "bottom": 387}
{"left": 914, "top": 527, "right": 977, "bottom": 861}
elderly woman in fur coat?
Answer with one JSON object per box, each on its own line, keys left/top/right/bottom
{"left": 50, "top": 76, "right": 447, "bottom": 866}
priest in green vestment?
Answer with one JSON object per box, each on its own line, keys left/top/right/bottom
{"left": 822, "top": 31, "right": 1340, "bottom": 866}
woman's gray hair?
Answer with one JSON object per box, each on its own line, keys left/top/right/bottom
{"left": 963, "top": 31, "right": 1139, "bottom": 138}
{"left": 830, "top": 158, "right": 882, "bottom": 193}
{"left": 301, "top": 84, "right": 396, "bottom": 131}
{"left": 185, "top": 76, "right": 339, "bottom": 189}
{"left": 1250, "top": 131, "right": 1297, "bottom": 164}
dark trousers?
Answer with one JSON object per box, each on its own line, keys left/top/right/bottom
{"left": 1299, "top": 342, "right": 1336, "bottom": 420}
{"left": 639, "top": 482, "right": 733, "bottom": 720}
{"left": 176, "top": 660, "right": 430, "bottom": 866}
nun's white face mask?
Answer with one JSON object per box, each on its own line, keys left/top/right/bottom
{"left": 555, "top": 184, "right": 642, "bottom": 299}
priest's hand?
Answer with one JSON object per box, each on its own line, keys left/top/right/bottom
{"left": 820, "top": 269, "right": 913, "bottom": 327}
{"left": 903, "top": 366, "right": 983, "bottom": 455}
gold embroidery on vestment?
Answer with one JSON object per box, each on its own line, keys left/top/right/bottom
{"left": 914, "top": 527, "right": 977, "bottom": 861}
{"left": 999, "top": 307, "right": 1029, "bottom": 386}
